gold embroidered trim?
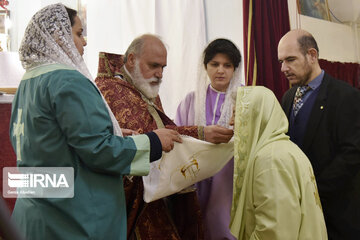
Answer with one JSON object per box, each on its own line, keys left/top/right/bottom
{"left": 147, "top": 104, "right": 165, "bottom": 129}
{"left": 197, "top": 126, "right": 205, "bottom": 140}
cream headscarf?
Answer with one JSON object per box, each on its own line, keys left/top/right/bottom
{"left": 230, "top": 86, "right": 289, "bottom": 238}
{"left": 19, "top": 3, "right": 122, "bottom": 136}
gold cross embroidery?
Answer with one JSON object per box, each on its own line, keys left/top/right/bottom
{"left": 13, "top": 108, "right": 24, "bottom": 161}
{"left": 180, "top": 158, "right": 200, "bottom": 179}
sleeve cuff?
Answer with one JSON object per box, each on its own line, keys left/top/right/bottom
{"left": 198, "top": 126, "right": 205, "bottom": 140}
{"left": 145, "top": 132, "right": 162, "bottom": 162}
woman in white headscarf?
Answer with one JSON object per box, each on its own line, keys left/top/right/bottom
{"left": 175, "top": 38, "right": 242, "bottom": 240}
{"left": 10, "top": 4, "right": 180, "bottom": 239}
{"left": 229, "top": 86, "right": 327, "bottom": 240}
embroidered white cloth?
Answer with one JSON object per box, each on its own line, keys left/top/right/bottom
{"left": 143, "top": 136, "right": 234, "bottom": 203}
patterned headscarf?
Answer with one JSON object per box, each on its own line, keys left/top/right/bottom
{"left": 19, "top": 3, "right": 122, "bottom": 136}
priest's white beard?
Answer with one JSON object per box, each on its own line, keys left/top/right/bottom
{"left": 132, "top": 61, "right": 162, "bottom": 99}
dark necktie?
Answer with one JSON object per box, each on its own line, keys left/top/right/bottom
{"left": 293, "top": 85, "right": 311, "bottom": 116}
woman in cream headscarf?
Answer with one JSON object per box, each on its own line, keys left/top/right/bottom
{"left": 229, "top": 86, "right": 327, "bottom": 240}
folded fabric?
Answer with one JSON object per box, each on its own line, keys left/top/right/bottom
{"left": 143, "top": 136, "right": 234, "bottom": 203}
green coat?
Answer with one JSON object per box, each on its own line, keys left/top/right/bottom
{"left": 10, "top": 64, "right": 151, "bottom": 240}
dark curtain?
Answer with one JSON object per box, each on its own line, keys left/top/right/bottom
{"left": 319, "top": 59, "right": 360, "bottom": 89}
{"left": 243, "top": 0, "right": 291, "bottom": 100}
{"left": 0, "top": 104, "right": 17, "bottom": 213}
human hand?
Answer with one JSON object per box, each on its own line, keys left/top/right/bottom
{"left": 153, "top": 128, "right": 182, "bottom": 152}
{"left": 204, "top": 125, "right": 234, "bottom": 144}
{"left": 121, "top": 128, "right": 139, "bottom": 136}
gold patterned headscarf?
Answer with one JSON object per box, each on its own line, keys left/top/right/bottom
{"left": 230, "top": 86, "right": 289, "bottom": 238}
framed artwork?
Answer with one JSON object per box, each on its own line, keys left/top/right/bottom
{"left": 0, "top": 10, "right": 6, "bottom": 34}
{"left": 297, "top": 0, "right": 331, "bottom": 21}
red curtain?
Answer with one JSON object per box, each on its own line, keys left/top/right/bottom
{"left": 0, "top": 104, "right": 17, "bottom": 212}
{"left": 243, "top": 0, "right": 291, "bottom": 100}
{"left": 319, "top": 59, "right": 360, "bottom": 89}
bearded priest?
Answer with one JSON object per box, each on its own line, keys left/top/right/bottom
{"left": 95, "top": 34, "right": 234, "bottom": 240}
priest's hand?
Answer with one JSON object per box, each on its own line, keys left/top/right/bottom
{"left": 121, "top": 128, "right": 139, "bottom": 136}
{"left": 204, "top": 125, "right": 233, "bottom": 144}
{"left": 153, "top": 129, "right": 182, "bottom": 152}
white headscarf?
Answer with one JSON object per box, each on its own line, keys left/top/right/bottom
{"left": 19, "top": 3, "right": 122, "bottom": 136}
{"left": 194, "top": 41, "right": 242, "bottom": 128}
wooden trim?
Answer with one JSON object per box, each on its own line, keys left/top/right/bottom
{"left": 0, "top": 88, "right": 17, "bottom": 94}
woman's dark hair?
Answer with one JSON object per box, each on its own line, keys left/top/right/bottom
{"left": 65, "top": 7, "right": 77, "bottom": 27}
{"left": 203, "top": 38, "right": 241, "bottom": 69}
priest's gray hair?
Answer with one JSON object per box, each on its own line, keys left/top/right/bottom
{"left": 124, "top": 34, "right": 167, "bottom": 63}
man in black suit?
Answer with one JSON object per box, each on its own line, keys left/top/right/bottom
{"left": 278, "top": 29, "right": 360, "bottom": 239}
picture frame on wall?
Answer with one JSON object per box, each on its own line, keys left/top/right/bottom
{"left": 297, "top": 0, "right": 331, "bottom": 21}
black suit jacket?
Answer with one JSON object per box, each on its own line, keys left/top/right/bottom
{"left": 282, "top": 72, "right": 360, "bottom": 239}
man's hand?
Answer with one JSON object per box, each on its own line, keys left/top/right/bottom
{"left": 153, "top": 129, "right": 182, "bottom": 152}
{"left": 204, "top": 125, "right": 233, "bottom": 144}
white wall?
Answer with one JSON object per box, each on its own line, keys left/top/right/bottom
{"left": 8, "top": 0, "right": 78, "bottom": 52}
{"left": 205, "top": 0, "right": 243, "bottom": 59}
{"left": 205, "top": 0, "right": 245, "bottom": 85}
{"left": 85, "top": 0, "right": 156, "bottom": 78}
{"left": 8, "top": 0, "right": 41, "bottom": 52}
{"left": 287, "top": 0, "right": 360, "bottom": 63}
